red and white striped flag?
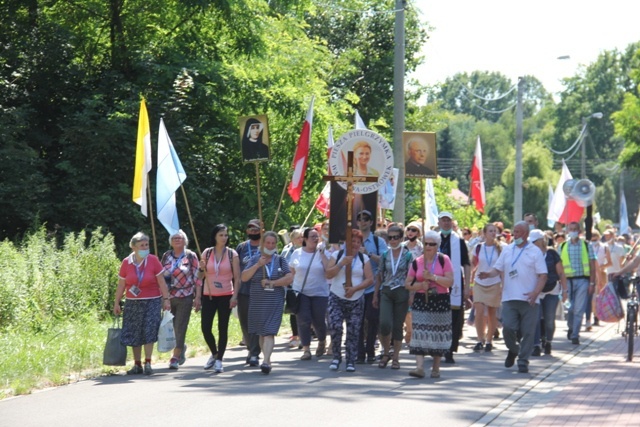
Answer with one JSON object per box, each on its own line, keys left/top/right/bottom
{"left": 287, "top": 97, "right": 314, "bottom": 202}
{"left": 469, "top": 136, "right": 485, "bottom": 213}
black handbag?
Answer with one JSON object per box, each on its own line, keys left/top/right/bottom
{"left": 284, "top": 250, "right": 317, "bottom": 315}
{"left": 103, "top": 316, "right": 127, "bottom": 366}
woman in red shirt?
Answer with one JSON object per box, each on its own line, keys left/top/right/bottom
{"left": 114, "top": 232, "right": 171, "bottom": 375}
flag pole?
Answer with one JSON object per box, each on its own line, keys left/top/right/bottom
{"left": 421, "top": 178, "right": 426, "bottom": 259}
{"left": 180, "top": 185, "right": 201, "bottom": 255}
{"left": 271, "top": 168, "right": 293, "bottom": 231}
{"left": 255, "top": 162, "right": 265, "bottom": 238}
{"left": 147, "top": 185, "right": 159, "bottom": 256}
{"left": 300, "top": 200, "right": 318, "bottom": 229}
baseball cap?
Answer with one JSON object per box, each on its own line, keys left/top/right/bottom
{"left": 357, "top": 210, "right": 372, "bottom": 219}
{"left": 528, "top": 229, "right": 545, "bottom": 243}
{"left": 438, "top": 211, "right": 453, "bottom": 219}
{"left": 247, "top": 219, "right": 261, "bottom": 229}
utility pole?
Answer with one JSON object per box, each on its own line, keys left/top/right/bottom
{"left": 513, "top": 77, "right": 524, "bottom": 225}
{"left": 392, "top": 0, "right": 406, "bottom": 224}
{"left": 581, "top": 117, "right": 587, "bottom": 179}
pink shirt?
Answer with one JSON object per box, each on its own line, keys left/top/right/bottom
{"left": 202, "top": 247, "right": 236, "bottom": 297}
{"left": 407, "top": 254, "right": 454, "bottom": 294}
{"left": 118, "top": 254, "right": 165, "bottom": 299}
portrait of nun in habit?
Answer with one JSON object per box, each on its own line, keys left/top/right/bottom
{"left": 240, "top": 115, "right": 270, "bottom": 162}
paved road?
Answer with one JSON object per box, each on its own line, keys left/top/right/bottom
{"left": 1, "top": 320, "right": 635, "bottom": 427}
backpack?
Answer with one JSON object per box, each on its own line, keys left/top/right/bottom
{"left": 409, "top": 253, "right": 446, "bottom": 287}
{"left": 203, "top": 247, "right": 235, "bottom": 277}
{"left": 543, "top": 249, "right": 561, "bottom": 293}
{"left": 595, "top": 282, "right": 624, "bottom": 322}
{"left": 336, "top": 250, "right": 365, "bottom": 270}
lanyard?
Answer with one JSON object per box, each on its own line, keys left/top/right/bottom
{"left": 427, "top": 256, "right": 438, "bottom": 274}
{"left": 134, "top": 257, "right": 147, "bottom": 286}
{"left": 213, "top": 248, "right": 226, "bottom": 277}
{"left": 484, "top": 244, "right": 496, "bottom": 266}
{"left": 264, "top": 256, "right": 277, "bottom": 279}
{"left": 171, "top": 252, "right": 185, "bottom": 273}
{"left": 389, "top": 247, "right": 404, "bottom": 276}
{"left": 511, "top": 243, "right": 527, "bottom": 268}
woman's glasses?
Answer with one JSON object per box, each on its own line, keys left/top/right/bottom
{"left": 388, "top": 235, "right": 402, "bottom": 240}
{"left": 424, "top": 242, "right": 438, "bottom": 247}
{"left": 407, "top": 228, "right": 419, "bottom": 233}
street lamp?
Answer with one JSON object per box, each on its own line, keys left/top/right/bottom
{"left": 580, "top": 112, "right": 603, "bottom": 178}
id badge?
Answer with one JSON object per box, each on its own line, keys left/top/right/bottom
{"left": 130, "top": 285, "right": 141, "bottom": 297}
{"left": 508, "top": 269, "right": 518, "bottom": 279}
{"left": 264, "top": 284, "right": 275, "bottom": 292}
{"left": 214, "top": 281, "right": 223, "bottom": 289}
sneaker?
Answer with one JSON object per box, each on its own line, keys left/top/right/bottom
{"left": 214, "top": 360, "right": 224, "bottom": 373}
{"left": 329, "top": 359, "right": 341, "bottom": 371}
{"left": 204, "top": 355, "right": 216, "bottom": 370}
{"left": 345, "top": 363, "right": 356, "bottom": 372}
{"left": 127, "top": 364, "right": 143, "bottom": 375}
{"left": 505, "top": 351, "right": 517, "bottom": 368}
{"left": 169, "top": 358, "right": 179, "bottom": 370}
{"left": 532, "top": 346, "right": 542, "bottom": 357}
{"left": 355, "top": 357, "right": 366, "bottom": 364}
{"left": 143, "top": 362, "right": 153, "bottom": 375}
{"left": 484, "top": 343, "right": 493, "bottom": 353}
{"left": 249, "top": 356, "right": 260, "bottom": 367}
{"left": 179, "top": 344, "right": 187, "bottom": 365}
{"left": 544, "top": 342, "right": 552, "bottom": 355}
{"left": 290, "top": 338, "right": 301, "bottom": 348}
{"left": 473, "top": 342, "right": 484, "bottom": 352}
{"left": 518, "top": 365, "right": 529, "bottom": 373}
{"left": 572, "top": 338, "right": 580, "bottom": 345}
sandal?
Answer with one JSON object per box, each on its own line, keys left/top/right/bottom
{"left": 300, "top": 350, "right": 312, "bottom": 361}
{"left": 430, "top": 370, "right": 440, "bottom": 379}
{"left": 391, "top": 360, "right": 400, "bottom": 370}
{"left": 378, "top": 355, "right": 390, "bottom": 368}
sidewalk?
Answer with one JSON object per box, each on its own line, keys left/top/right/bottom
{"left": 473, "top": 321, "right": 640, "bottom": 426}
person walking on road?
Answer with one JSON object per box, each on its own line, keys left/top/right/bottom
{"left": 478, "top": 222, "right": 547, "bottom": 373}
{"left": 405, "top": 230, "right": 454, "bottom": 379}
{"left": 437, "top": 212, "right": 471, "bottom": 364}
{"left": 160, "top": 230, "right": 201, "bottom": 370}
{"left": 114, "top": 232, "right": 171, "bottom": 375}
{"left": 559, "top": 221, "right": 597, "bottom": 345}
{"left": 198, "top": 224, "right": 240, "bottom": 373}
{"left": 374, "top": 225, "right": 413, "bottom": 369}
{"left": 241, "top": 231, "right": 293, "bottom": 374}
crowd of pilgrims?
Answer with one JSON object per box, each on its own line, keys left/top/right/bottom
{"left": 113, "top": 211, "right": 633, "bottom": 378}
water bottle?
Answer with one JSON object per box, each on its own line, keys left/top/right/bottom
{"left": 563, "top": 299, "right": 571, "bottom": 310}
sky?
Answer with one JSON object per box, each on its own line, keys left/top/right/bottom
{"left": 411, "top": 0, "right": 640, "bottom": 97}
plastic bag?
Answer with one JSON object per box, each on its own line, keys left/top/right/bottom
{"left": 595, "top": 282, "right": 624, "bottom": 323}
{"left": 157, "top": 310, "right": 176, "bottom": 353}
{"left": 103, "top": 317, "right": 127, "bottom": 366}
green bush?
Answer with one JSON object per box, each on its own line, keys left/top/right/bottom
{"left": 0, "top": 226, "right": 119, "bottom": 332}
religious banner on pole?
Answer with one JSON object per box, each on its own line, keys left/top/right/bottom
{"left": 239, "top": 114, "right": 270, "bottom": 162}
{"left": 378, "top": 168, "right": 398, "bottom": 210}
{"left": 327, "top": 129, "right": 394, "bottom": 241}
{"left": 403, "top": 131, "right": 437, "bottom": 178}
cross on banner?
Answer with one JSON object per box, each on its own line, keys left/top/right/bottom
{"left": 323, "top": 151, "right": 377, "bottom": 288}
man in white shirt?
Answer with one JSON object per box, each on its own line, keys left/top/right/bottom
{"left": 478, "top": 222, "right": 547, "bottom": 373}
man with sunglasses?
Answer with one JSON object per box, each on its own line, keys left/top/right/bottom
{"left": 437, "top": 212, "right": 471, "bottom": 364}
{"left": 356, "top": 209, "right": 388, "bottom": 363}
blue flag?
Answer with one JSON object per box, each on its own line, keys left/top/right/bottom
{"left": 620, "top": 192, "right": 631, "bottom": 235}
{"left": 156, "top": 119, "right": 187, "bottom": 235}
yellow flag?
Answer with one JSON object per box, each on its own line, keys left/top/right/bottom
{"left": 132, "top": 99, "right": 152, "bottom": 216}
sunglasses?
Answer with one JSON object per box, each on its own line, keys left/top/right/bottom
{"left": 424, "top": 242, "right": 438, "bottom": 247}
{"left": 407, "top": 228, "right": 419, "bottom": 232}
{"left": 388, "top": 235, "right": 402, "bottom": 240}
